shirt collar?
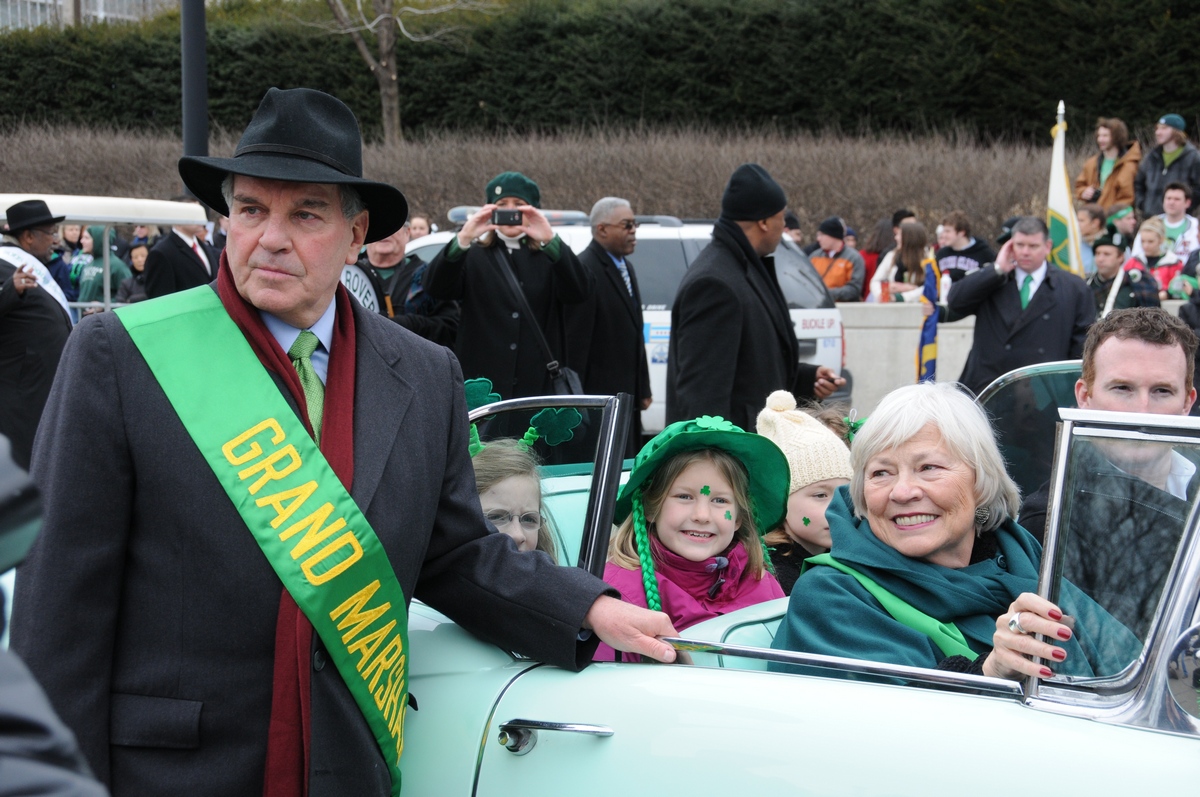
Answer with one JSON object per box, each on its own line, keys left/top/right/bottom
{"left": 172, "top": 228, "right": 199, "bottom": 248}
{"left": 1166, "top": 449, "right": 1196, "bottom": 502}
{"left": 260, "top": 296, "right": 337, "bottom": 358}
{"left": 605, "top": 250, "right": 626, "bottom": 268}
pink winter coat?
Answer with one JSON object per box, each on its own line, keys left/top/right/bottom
{"left": 594, "top": 536, "right": 784, "bottom": 662}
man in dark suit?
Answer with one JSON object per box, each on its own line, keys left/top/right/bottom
{"left": 947, "top": 216, "right": 1096, "bottom": 397}
{"left": 0, "top": 200, "right": 73, "bottom": 471}
{"left": 667, "top": 163, "right": 842, "bottom": 431}
{"left": 566, "top": 197, "right": 652, "bottom": 457}
{"left": 11, "top": 87, "right": 676, "bottom": 797}
{"left": 143, "top": 196, "right": 220, "bottom": 299}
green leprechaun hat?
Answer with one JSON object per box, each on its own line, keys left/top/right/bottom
{"left": 615, "top": 415, "right": 790, "bottom": 533}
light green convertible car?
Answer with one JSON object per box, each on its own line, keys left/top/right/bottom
{"left": 400, "top": 366, "right": 1200, "bottom": 795}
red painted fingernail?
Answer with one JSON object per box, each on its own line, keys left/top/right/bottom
{"left": 1040, "top": 667, "right": 1053, "bottom": 677}
{"left": 1057, "top": 627, "right": 1072, "bottom": 640}
{"left": 1051, "top": 648, "right": 1066, "bottom": 661}
{"left": 1048, "top": 608, "right": 1063, "bottom": 620}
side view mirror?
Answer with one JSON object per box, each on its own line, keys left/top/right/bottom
{"left": 1167, "top": 622, "right": 1200, "bottom": 721}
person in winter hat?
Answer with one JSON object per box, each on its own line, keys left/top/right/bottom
{"left": 594, "top": 415, "right": 789, "bottom": 661}
{"left": 756, "top": 390, "right": 854, "bottom": 594}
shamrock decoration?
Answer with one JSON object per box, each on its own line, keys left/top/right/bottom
{"left": 700, "top": 485, "right": 711, "bottom": 496}
{"left": 724, "top": 510, "right": 732, "bottom": 520}
{"left": 468, "top": 424, "right": 485, "bottom": 458}
{"left": 844, "top": 409, "right": 866, "bottom": 442}
{"left": 802, "top": 517, "right": 811, "bottom": 526}
{"left": 523, "top": 407, "right": 584, "bottom": 448}
{"left": 693, "top": 415, "right": 737, "bottom": 432}
{"left": 464, "top": 378, "right": 501, "bottom": 412}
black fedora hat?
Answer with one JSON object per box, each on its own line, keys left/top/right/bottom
{"left": 178, "top": 87, "right": 407, "bottom": 244}
{"left": 4, "top": 199, "right": 66, "bottom": 234}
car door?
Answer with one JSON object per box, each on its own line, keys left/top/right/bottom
{"left": 470, "top": 380, "right": 1200, "bottom": 795}
{"left": 399, "top": 393, "right": 633, "bottom": 796}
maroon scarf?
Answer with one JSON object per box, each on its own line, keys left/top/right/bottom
{"left": 214, "top": 255, "right": 358, "bottom": 797}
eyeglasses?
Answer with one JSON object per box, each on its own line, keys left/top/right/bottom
{"left": 485, "top": 510, "right": 542, "bottom": 532}
{"left": 30, "top": 228, "right": 57, "bottom": 239}
{"left": 602, "top": 219, "right": 639, "bottom": 231}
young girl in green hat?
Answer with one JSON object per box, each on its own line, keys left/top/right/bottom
{"left": 595, "top": 416, "right": 789, "bottom": 662}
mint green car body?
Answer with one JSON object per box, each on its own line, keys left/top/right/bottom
{"left": 400, "top": 371, "right": 1200, "bottom": 795}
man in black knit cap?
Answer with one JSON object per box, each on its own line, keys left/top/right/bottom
{"left": 666, "top": 163, "right": 843, "bottom": 430}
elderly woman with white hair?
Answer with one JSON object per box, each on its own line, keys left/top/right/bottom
{"left": 770, "top": 382, "right": 1139, "bottom": 680}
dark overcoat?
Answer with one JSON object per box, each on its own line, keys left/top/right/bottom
{"left": 11, "top": 295, "right": 608, "bottom": 796}
{"left": 947, "top": 263, "right": 1095, "bottom": 396}
{"left": 0, "top": 257, "right": 72, "bottom": 470}
{"left": 143, "top": 232, "right": 220, "bottom": 299}
{"left": 564, "top": 239, "right": 652, "bottom": 455}
{"left": 424, "top": 238, "right": 591, "bottom": 398}
{"left": 666, "top": 222, "right": 818, "bottom": 431}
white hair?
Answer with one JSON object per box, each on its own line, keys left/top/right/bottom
{"left": 849, "top": 382, "right": 1020, "bottom": 534}
{"left": 589, "top": 196, "right": 632, "bottom": 227}
{"left": 220, "top": 173, "right": 365, "bottom": 220}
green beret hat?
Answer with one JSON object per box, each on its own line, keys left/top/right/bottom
{"left": 1093, "top": 224, "right": 1128, "bottom": 252}
{"left": 486, "top": 171, "right": 541, "bottom": 208}
{"left": 615, "top": 415, "right": 790, "bottom": 533}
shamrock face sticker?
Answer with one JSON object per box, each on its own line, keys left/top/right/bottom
{"left": 724, "top": 510, "right": 732, "bottom": 520}
{"left": 802, "top": 517, "right": 811, "bottom": 526}
{"left": 700, "top": 485, "right": 711, "bottom": 496}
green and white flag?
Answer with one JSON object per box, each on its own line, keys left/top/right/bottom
{"left": 1047, "top": 100, "right": 1084, "bottom": 276}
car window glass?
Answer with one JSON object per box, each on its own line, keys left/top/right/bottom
{"left": 979, "top": 367, "right": 1080, "bottom": 500}
{"left": 1050, "top": 430, "right": 1198, "bottom": 678}
{"left": 472, "top": 405, "right": 605, "bottom": 568}
{"left": 408, "top": 241, "right": 445, "bottom": 264}
{"left": 632, "top": 239, "right": 688, "bottom": 309}
{"left": 774, "top": 242, "right": 835, "bottom": 309}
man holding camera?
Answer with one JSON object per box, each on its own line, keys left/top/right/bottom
{"left": 424, "top": 172, "right": 593, "bottom": 398}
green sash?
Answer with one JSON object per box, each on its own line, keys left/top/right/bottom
{"left": 116, "top": 288, "right": 410, "bottom": 795}
{"left": 804, "top": 553, "right": 978, "bottom": 661}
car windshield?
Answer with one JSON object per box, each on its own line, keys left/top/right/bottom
{"left": 471, "top": 399, "right": 620, "bottom": 570}
{"left": 1050, "top": 425, "right": 1200, "bottom": 677}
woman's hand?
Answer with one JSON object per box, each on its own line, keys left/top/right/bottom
{"left": 890, "top": 281, "right": 917, "bottom": 294}
{"left": 981, "top": 592, "right": 1074, "bottom": 680}
{"left": 516, "top": 206, "right": 555, "bottom": 245}
{"left": 457, "top": 204, "right": 498, "bottom": 249}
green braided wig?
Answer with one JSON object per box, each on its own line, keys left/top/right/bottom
{"left": 630, "top": 490, "right": 663, "bottom": 612}
{"left": 748, "top": 494, "right": 775, "bottom": 575}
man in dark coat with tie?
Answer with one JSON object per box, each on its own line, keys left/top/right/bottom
{"left": 666, "top": 163, "right": 843, "bottom": 432}
{"left": 143, "top": 196, "right": 220, "bottom": 299}
{"left": 947, "top": 216, "right": 1096, "bottom": 396}
{"left": 11, "top": 87, "right": 677, "bottom": 797}
{"left": 565, "top": 197, "right": 652, "bottom": 457}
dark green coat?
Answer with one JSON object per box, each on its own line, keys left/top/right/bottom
{"left": 770, "top": 487, "right": 1139, "bottom": 677}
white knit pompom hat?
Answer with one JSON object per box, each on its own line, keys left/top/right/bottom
{"left": 755, "top": 390, "right": 853, "bottom": 494}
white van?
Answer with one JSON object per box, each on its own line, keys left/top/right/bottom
{"left": 348, "top": 215, "right": 849, "bottom": 434}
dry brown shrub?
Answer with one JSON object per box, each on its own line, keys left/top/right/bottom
{"left": 0, "top": 123, "right": 1085, "bottom": 241}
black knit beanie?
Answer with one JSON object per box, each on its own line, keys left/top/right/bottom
{"left": 721, "top": 163, "right": 787, "bottom": 221}
{"left": 817, "top": 217, "right": 845, "bottom": 239}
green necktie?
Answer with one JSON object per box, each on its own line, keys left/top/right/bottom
{"left": 1019, "top": 273, "right": 1034, "bottom": 310}
{"left": 288, "top": 330, "right": 324, "bottom": 444}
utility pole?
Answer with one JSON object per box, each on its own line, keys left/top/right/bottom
{"left": 180, "top": 0, "right": 208, "bottom": 189}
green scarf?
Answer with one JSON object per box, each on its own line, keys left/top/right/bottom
{"left": 770, "top": 487, "right": 1140, "bottom": 676}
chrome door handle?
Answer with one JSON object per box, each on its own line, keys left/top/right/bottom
{"left": 497, "top": 719, "right": 614, "bottom": 755}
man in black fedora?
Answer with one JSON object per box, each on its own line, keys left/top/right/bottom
{"left": 13, "top": 87, "right": 677, "bottom": 797}
{"left": 0, "top": 199, "right": 73, "bottom": 470}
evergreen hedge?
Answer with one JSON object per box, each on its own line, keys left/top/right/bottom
{"left": 1, "top": 0, "right": 1198, "bottom": 141}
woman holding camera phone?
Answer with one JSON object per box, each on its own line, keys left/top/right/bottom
{"left": 424, "top": 171, "right": 593, "bottom": 398}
